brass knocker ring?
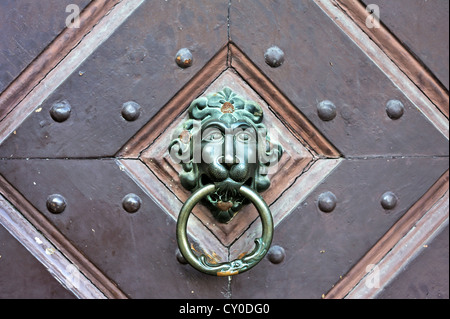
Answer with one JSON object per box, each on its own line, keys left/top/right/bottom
{"left": 176, "top": 184, "right": 273, "bottom": 276}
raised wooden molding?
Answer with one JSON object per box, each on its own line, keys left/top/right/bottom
{"left": 0, "top": 0, "right": 122, "bottom": 121}
{"left": 316, "top": 0, "right": 449, "bottom": 297}
{"left": 315, "top": 0, "right": 449, "bottom": 139}
{"left": 116, "top": 45, "right": 229, "bottom": 158}
{"left": 0, "top": 175, "right": 128, "bottom": 299}
{"left": 229, "top": 43, "right": 341, "bottom": 158}
{"left": 138, "top": 70, "right": 316, "bottom": 245}
{"left": 325, "top": 170, "right": 449, "bottom": 299}
{"left": 333, "top": 0, "right": 449, "bottom": 119}
{"left": 0, "top": 0, "right": 146, "bottom": 299}
{"left": 0, "top": 0, "right": 146, "bottom": 146}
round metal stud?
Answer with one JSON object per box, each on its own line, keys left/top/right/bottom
{"left": 267, "top": 245, "right": 286, "bottom": 264}
{"left": 175, "top": 48, "right": 193, "bottom": 68}
{"left": 46, "top": 194, "right": 67, "bottom": 214}
{"left": 49, "top": 101, "right": 71, "bottom": 123}
{"left": 386, "top": 99, "right": 404, "bottom": 120}
{"left": 318, "top": 191, "right": 337, "bottom": 213}
{"left": 264, "top": 46, "right": 285, "bottom": 68}
{"left": 122, "top": 193, "right": 142, "bottom": 213}
{"left": 380, "top": 191, "right": 398, "bottom": 210}
{"left": 317, "top": 100, "right": 337, "bottom": 121}
{"left": 121, "top": 101, "right": 141, "bottom": 122}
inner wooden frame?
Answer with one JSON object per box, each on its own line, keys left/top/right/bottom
{"left": 118, "top": 43, "right": 341, "bottom": 253}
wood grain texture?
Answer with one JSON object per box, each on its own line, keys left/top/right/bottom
{"left": 230, "top": 0, "right": 449, "bottom": 156}
{"left": 0, "top": 159, "right": 229, "bottom": 298}
{"left": 0, "top": 217, "right": 76, "bottom": 299}
{"left": 230, "top": 158, "right": 449, "bottom": 298}
{"left": 336, "top": 0, "right": 449, "bottom": 118}
{"left": 325, "top": 170, "right": 449, "bottom": 299}
{"left": 0, "top": 0, "right": 117, "bottom": 119}
{"left": 360, "top": 0, "right": 449, "bottom": 92}
{"left": 0, "top": 174, "right": 126, "bottom": 299}
{"left": 0, "top": 0, "right": 229, "bottom": 159}
{"left": 0, "top": 0, "right": 91, "bottom": 95}
{"left": 376, "top": 225, "right": 449, "bottom": 299}
{"left": 230, "top": 44, "right": 340, "bottom": 158}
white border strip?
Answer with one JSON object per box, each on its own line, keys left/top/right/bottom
{"left": 0, "top": 194, "right": 106, "bottom": 299}
{"left": 0, "top": 0, "right": 146, "bottom": 298}
{"left": 345, "top": 189, "right": 449, "bottom": 299}
{"left": 314, "top": 0, "right": 448, "bottom": 139}
{"left": 0, "top": 0, "right": 146, "bottom": 145}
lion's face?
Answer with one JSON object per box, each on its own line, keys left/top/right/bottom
{"left": 197, "top": 119, "right": 260, "bottom": 223}
{"left": 169, "top": 88, "right": 282, "bottom": 223}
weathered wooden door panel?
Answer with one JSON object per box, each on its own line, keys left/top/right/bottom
{"left": 0, "top": 0, "right": 448, "bottom": 299}
{"left": 0, "top": 0, "right": 228, "bottom": 159}
{"left": 361, "top": 0, "right": 449, "bottom": 91}
{"left": 0, "top": 0, "right": 91, "bottom": 95}
{"left": 0, "top": 158, "right": 230, "bottom": 298}
{"left": 0, "top": 223, "right": 75, "bottom": 299}
{"left": 230, "top": 0, "right": 448, "bottom": 157}
{"left": 231, "top": 157, "right": 448, "bottom": 298}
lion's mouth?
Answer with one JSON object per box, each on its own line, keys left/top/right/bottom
{"left": 206, "top": 185, "right": 245, "bottom": 210}
{"left": 200, "top": 175, "right": 253, "bottom": 223}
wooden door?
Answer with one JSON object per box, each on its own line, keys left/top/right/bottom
{"left": 0, "top": 0, "right": 448, "bottom": 300}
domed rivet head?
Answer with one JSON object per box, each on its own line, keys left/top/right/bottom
{"left": 176, "top": 249, "right": 188, "bottom": 265}
{"left": 122, "top": 193, "right": 142, "bottom": 213}
{"left": 380, "top": 191, "right": 398, "bottom": 210}
{"left": 386, "top": 100, "right": 404, "bottom": 120}
{"left": 317, "top": 100, "right": 337, "bottom": 121}
{"left": 121, "top": 101, "right": 141, "bottom": 121}
{"left": 46, "top": 194, "right": 67, "bottom": 214}
{"left": 318, "top": 191, "right": 337, "bottom": 213}
{"left": 49, "top": 101, "right": 71, "bottom": 122}
{"left": 175, "top": 48, "right": 193, "bottom": 68}
{"left": 267, "top": 245, "right": 286, "bottom": 264}
{"left": 264, "top": 46, "right": 285, "bottom": 68}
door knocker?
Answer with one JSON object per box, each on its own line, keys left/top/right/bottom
{"left": 169, "top": 87, "right": 283, "bottom": 276}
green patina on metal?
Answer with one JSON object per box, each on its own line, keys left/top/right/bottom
{"left": 176, "top": 184, "right": 273, "bottom": 276}
{"left": 169, "top": 87, "right": 283, "bottom": 224}
{"left": 169, "top": 87, "right": 283, "bottom": 276}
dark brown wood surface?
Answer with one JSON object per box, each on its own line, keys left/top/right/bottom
{"left": 229, "top": 0, "right": 448, "bottom": 157}
{"left": 0, "top": 158, "right": 229, "bottom": 298}
{"left": 361, "top": 0, "right": 449, "bottom": 91}
{"left": 230, "top": 157, "right": 448, "bottom": 298}
{"left": 0, "top": 0, "right": 447, "bottom": 299}
{"left": 0, "top": 223, "right": 74, "bottom": 299}
{"left": 0, "top": 0, "right": 91, "bottom": 94}
{"left": 0, "top": 0, "right": 229, "bottom": 158}
{"left": 377, "top": 225, "right": 449, "bottom": 299}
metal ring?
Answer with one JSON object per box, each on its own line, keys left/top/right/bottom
{"left": 176, "top": 184, "right": 273, "bottom": 276}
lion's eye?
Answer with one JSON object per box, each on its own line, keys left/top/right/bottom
{"left": 236, "top": 131, "right": 253, "bottom": 143}
{"left": 202, "top": 131, "right": 223, "bottom": 142}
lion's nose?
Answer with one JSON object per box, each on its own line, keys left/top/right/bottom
{"left": 224, "top": 134, "right": 235, "bottom": 165}
{"left": 218, "top": 155, "right": 240, "bottom": 169}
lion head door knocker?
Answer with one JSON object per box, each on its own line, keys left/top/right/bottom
{"left": 169, "top": 87, "right": 283, "bottom": 276}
